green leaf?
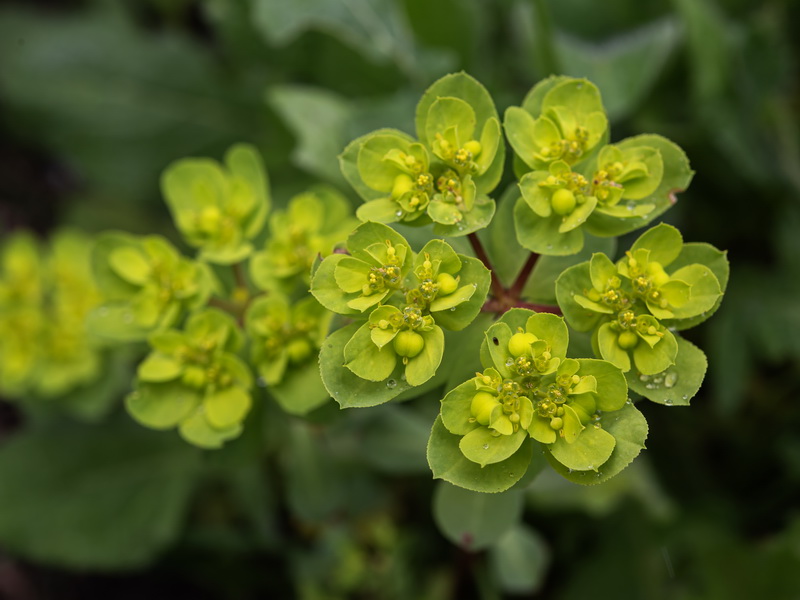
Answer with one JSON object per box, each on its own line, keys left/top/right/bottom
{"left": 515, "top": 195, "right": 585, "bottom": 256}
{"left": 347, "top": 221, "right": 410, "bottom": 265}
{"left": 555, "top": 261, "right": 603, "bottom": 332}
{"left": 344, "top": 322, "right": 397, "bottom": 382}
{"left": 268, "top": 360, "right": 331, "bottom": 416}
{"left": 628, "top": 337, "right": 707, "bottom": 406}
{"left": 488, "top": 525, "right": 550, "bottom": 595}
{"left": 630, "top": 222, "right": 684, "bottom": 266}
{"left": 441, "top": 379, "right": 480, "bottom": 436}
{"left": 427, "top": 416, "right": 532, "bottom": 493}
{"left": 137, "top": 353, "right": 183, "bottom": 383}
{"left": 460, "top": 428, "right": 528, "bottom": 467}
{"left": 204, "top": 386, "right": 252, "bottom": 429}
{"left": 428, "top": 256, "right": 490, "bottom": 331}
{"left": 668, "top": 264, "right": 722, "bottom": 319}
{"left": 547, "top": 402, "right": 648, "bottom": 485}
{"left": 576, "top": 358, "right": 628, "bottom": 412}
{"left": 632, "top": 328, "right": 678, "bottom": 375}
{"left": 549, "top": 421, "right": 616, "bottom": 471}
{"left": 662, "top": 242, "right": 730, "bottom": 330}
{"left": 108, "top": 246, "right": 151, "bottom": 285}
{"left": 0, "top": 417, "right": 201, "bottom": 570}
{"left": 432, "top": 482, "right": 524, "bottom": 551}
{"left": 432, "top": 195, "right": 496, "bottom": 238}
{"left": 126, "top": 381, "right": 201, "bottom": 430}
{"left": 555, "top": 18, "right": 680, "bottom": 121}
{"left": 178, "top": 408, "right": 243, "bottom": 449}
{"left": 224, "top": 143, "right": 271, "bottom": 238}
{"left": 405, "top": 326, "right": 445, "bottom": 386}
{"left": 310, "top": 253, "right": 361, "bottom": 316}
{"left": 320, "top": 323, "right": 411, "bottom": 408}
{"left": 340, "top": 128, "right": 416, "bottom": 202}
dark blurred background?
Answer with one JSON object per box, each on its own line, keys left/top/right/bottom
{"left": 1, "top": 0, "right": 799, "bottom": 598}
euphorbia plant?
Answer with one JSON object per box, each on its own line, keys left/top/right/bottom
{"left": 4, "top": 74, "right": 726, "bottom": 496}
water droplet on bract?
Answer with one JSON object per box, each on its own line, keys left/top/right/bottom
{"left": 505, "top": 358, "right": 515, "bottom": 366}
{"left": 626, "top": 399, "right": 632, "bottom": 405}
{"left": 664, "top": 372, "right": 678, "bottom": 388}
{"left": 509, "top": 472, "right": 515, "bottom": 478}
{"left": 546, "top": 244, "right": 553, "bottom": 250}
{"left": 395, "top": 210, "right": 403, "bottom": 217}
{"left": 664, "top": 398, "right": 673, "bottom": 406}
{"left": 450, "top": 307, "right": 456, "bottom": 311}
{"left": 645, "top": 383, "right": 656, "bottom": 390}
{"left": 587, "top": 464, "right": 594, "bottom": 470}
{"left": 626, "top": 202, "right": 636, "bottom": 212}
{"left": 596, "top": 472, "right": 602, "bottom": 478}
{"left": 681, "top": 394, "right": 688, "bottom": 401}
{"left": 568, "top": 468, "right": 573, "bottom": 473}
{"left": 257, "top": 377, "right": 267, "bottom": 388}
{"left": 482, "top": 443, "right": 489, "bottom": 450}
{"left": 653, "top": 376, "right": 664, "bottom": 385}
{"left": 639, "top": 374, "right": 650, "bottom": 382}
{"left": 386, "top": 379, "right": 397, "bottom": 389}
{"left": 400, "top": 373, "right": 407, "bottom": 381}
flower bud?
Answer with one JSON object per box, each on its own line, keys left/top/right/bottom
{"left": 618, "top": 330, "right": 639, "bottom": 350}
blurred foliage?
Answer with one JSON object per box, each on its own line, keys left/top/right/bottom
{"left": 1, "top": 0, "right": 800, "bottom": 598}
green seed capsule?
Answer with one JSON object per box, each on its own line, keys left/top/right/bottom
{"left": 392, "top": 174, "right": 414, "bottom": 198}
{"left": 436, "top": 273, "right": 458, "bottom": 295}
{"left": 508, "top": 332, "right": 537, "bottom": 357}
{"left": 471, "top": 391, "right": 499, "bottom": 426}
{"left": 550, "top": 417, "right": 563, "bottom": 430}
{"left": 393, "top": 330, "right": 425, "bottom": 358}
{"left": 551, "top": 188, "right": 576, "bottom": 215}
{"left": 618, "top": 330, "right": 639, "bottom": 350}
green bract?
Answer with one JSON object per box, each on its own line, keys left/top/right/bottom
{"left": 430, "top": 310, "right": 639, "bottom": 492}
{"left": 508, "top": 77, "right": 693, "bottom": 256}
{"left": 250, "top": 185, "right": 357, "bottom": 291}
{"left": 556, "top": 223, "right": 727, "bottom": 401}
{"left": 312, "top": 222, "right": 490, "bottom": 403}
{"left": 126, "top": 309, "right": 253, "bottom": 449}
{"left": 505, "top": 77, "right": 608, "bottom": 172}
{"left": 0, "top": 229, "right": 103, "bottom": 399}
{"left": 161, "top": 144, "right": 271, "bottom": 264}
{"left": 246, "top": 294, "right": 332, "bottom": 415}
{"left": 89, "top": 232, "right": 216, "bottom": 340}
{"left": 340, "top": 73, "right": 502, "bottom": 236}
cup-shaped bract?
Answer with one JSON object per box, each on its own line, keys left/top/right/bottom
{"left": 250, "top": 186, "right": 357, "bottom": 292}
{"left": 161, "top": 144, "right": 271, "bottom": 264}
{"left": 89, "top": 232, "right": 216, "bottom": 340}
{"left": 505, "top": 77, "right": 608, "bottom": 173}
{"left": 433, "top": 310, "right": 635, "bottom": 491}
{"left": 127, "top": 309, "right": 253, "bottom": 449}
{"left": 339, "top": 73, "right": 502, "bottom": 237}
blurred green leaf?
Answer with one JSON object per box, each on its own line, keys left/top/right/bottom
{"left": 0, "top": 6, "right": 265, "bottom": 204}
{"left": 488, "top": 524, "right": 549, "bottom": 594}
{"left": 0, "top": 417, "right": 201, "bottom": 570}
{"left": 556, "top": 18, "right": 680, "bottom": 121}
{"left": 432, "top": 482, "right": 524, "bottom": 551}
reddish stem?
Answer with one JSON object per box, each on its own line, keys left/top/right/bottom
{"left": 467, "top": 233, "right": 504, "bottom": 299}
{"left": 509, "top": 252, "right": 540, "bottom": 298}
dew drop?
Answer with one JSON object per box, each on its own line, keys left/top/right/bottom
{"left": 568, "top": 468, "right": 573, "bottom": 473}
{"left": 664, "top": 372, "right": 678, "bottom": 388}
{"left": 450, "top": 307, "right": 456, "bottom": 311}
{"left": 395, "top": 210, "right": 403, "bottom": 217}
{"left": 400, "top": 373, "right": 407, "bottom": 381}
{"left": 505, "top": 358, "right": 515, "bottom": 367}
{"left": 509, "top": 472, "right": 515, "bottom": 478}
{"left": 482, "top": 443, "right": 489, "bottom": 450}
{"left": 639, "top": 374, "right": 650, "bottom": 382}
{"left": 596, "top": 472, "right": 602, "bottom": 478}
{"left": 664, "top": 398, "right": 673, "bottom": 406}
{"left": 645, "top": 383, "right": 656, "bottom": 390}
{"left": 626, "top": 202, "right": 636, "bottom": 212}
{"left": 681, "top": 394, "right": 688, "bottom": 401}
{"left": 587, "top": 464, "right": 594, "bottom": 470}
{"left": 386, "top": 379, "right": 397, "bottom": 389}
{"left": 546, "top": 244, "right": 553, "bottom": 250}
{"left": 625, "top": 399, "right": 633, "bottom": 405}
